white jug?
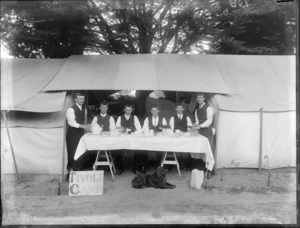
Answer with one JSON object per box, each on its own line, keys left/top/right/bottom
{"left": 92, "top": 124, "right": 102, "bottom": 135}
{"left": 190, "top": 169, "right": 204, "bottom": 189}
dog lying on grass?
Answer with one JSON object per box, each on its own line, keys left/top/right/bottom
{"left": 131, "top": 166, "right": 176, "bottom": 189}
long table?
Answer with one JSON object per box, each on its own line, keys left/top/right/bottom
{"left": 74, "top": 133, "right": 215, "bottom": 171}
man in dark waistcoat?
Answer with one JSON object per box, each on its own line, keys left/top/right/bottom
{"left": 115, "top": 104, "right": 142, "bottom": 175}
{"left": 143, "top": 105, "right": 168, "bottom": 168}
{"left": 91, "top": 101, "right": 116, "bottom": 131}
{"left": 169, "top": 103, "right": 193, "bottom": 132}
{"left": 71, "top": 101, "right": 116, "bottom": 171}
{"left": 189, "top": 92, "right": 214, "bottom": 178}
{"left": 66, "top": 92, "right": 91, "bottom": 175}
{"left": 168, "top": 103, "right": 193, "bottom": 170}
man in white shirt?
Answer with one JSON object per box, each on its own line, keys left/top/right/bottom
{"left": 169, "top": 103, "right": 193, "bottom": 132}
{"left": 143, "top": 105, "right": 168, "bottom": 168}
{"left": 91, "top": 101, "right": 116, "bottom": 132}
{"left": 193, "top": 93, "right": 214, "bottom": 141}
{"left": 143, "top": 105, "right": 168, "bottom": 132}
{"left": 168, "top": 103, "right": 193, "bottom": 170}
{"left": 66, "top": 92, "right": 91, "bottom": 174}
{"left": 116, "top": 104, "right": 142, "bottom": 132}
{"left": 115, "top": 104, "right": 142, "bottom": 175}
{"left": 189, "top": 92, "right": 214, "bottom": 178}
{"left": 72, "top": 101, "right": 116, "bottom": 171}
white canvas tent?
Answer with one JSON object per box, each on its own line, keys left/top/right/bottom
{"left": 1, "top": 58, "right": 70, "bottom": 175}
{"left": 1, "top": 54, "right": 296, "bottom": 175}
{"left": 211, "top": 55, "right": 296, "bottom": 169}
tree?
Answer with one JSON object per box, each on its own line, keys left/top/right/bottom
{"left": 0, "top": 0, "right": 296, "bottom": 58}
{"left": 1, "top": 1, "right": 90, "bottom": 58}
{"left": 209, "top": 0, "right": 296, "bottom": 54}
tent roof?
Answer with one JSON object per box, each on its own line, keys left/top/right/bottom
{"left": 215, "top": 55, "right": 296, "bottom": 111}
{"left": 1, "top": 54, "right": 295, "bottom": 112}
{"left": 43, "top": 54, "right": 295, "bottom": 111}
{"left": 43, "top": 54, "right": 233, "bottom": 94}
{"left": 1, "top": 58, "right": 66, "bottom": 112}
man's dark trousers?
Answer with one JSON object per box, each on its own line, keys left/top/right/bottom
{"left": 66, "top": 127, "right": 84, "bottom": 170}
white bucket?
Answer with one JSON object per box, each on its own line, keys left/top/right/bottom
{"left": 190, "top": 169, "right": 204, "bottom": 189}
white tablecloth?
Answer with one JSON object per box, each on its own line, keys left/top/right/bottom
{"left": 74, "top": 133, "right": 215, "bottom": 171}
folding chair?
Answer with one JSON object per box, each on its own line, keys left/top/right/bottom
{"left": 161, "top": 152, "right": 181, "bottom": 178}
{"left": 93, "top": 150, "right": 116, "bottom": 181}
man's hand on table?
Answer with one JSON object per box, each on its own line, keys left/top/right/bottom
{"left": 80, "top": 124, "right": 92, "bottom": 132}
{"left": 190, "top": 124, "right": 201, "bottom": 131}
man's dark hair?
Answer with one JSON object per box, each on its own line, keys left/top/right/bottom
{"left": 196, "top": 92, "right": 205, "bottom": 97}
{"left": 75, "top": 91, "right": 85, "bottom": 98}
{"left": 151, "top": 105, "right": 159, "bottom": 110}
{"left": 124, "top": 103, "right": 133, "bottom": 109}
{"left": 175, "top": 103, "right": 183, "bottom": 108}
{"left": 100, "top": 100, "right": 108, "bottom": 107}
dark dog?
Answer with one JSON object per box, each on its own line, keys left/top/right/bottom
{"left": 131, "top": 166, "right": 176, "bottom": 189}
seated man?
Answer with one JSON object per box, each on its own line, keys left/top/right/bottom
{"left": 168, "top": 103, "right": 193, "bottom": 170}
{"left": 115, "top": 104, "right": 142, "bottom": 175}
{"left": 91, "top": 101, "right": 116, "bottom": 132}
{"left": 71, "top": 101, "right": 115, "bottom": 171}
{"left": 169, "top": 103, "right": 193, "bottom": 132}
{"left": 143, "top": 105, "right": 168, "bottom": 167}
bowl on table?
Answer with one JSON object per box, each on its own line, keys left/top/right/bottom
{"left": 183, "top": 132, "right": 191, "bottom": 137}
{"left": 133, "top": 130, "right": 144, "bottom": 137}
{"left": 101, "top": 131, "right": 111, "bottom": 137}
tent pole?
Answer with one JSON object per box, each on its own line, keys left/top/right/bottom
{"left": 60, "top": 117, "right": 67, "bottom": 185}
{"left": 2, "top": 111, "right": 20, "bottom": 181}
{"left": 84, "top": 91, "right": 89, "bottom": 124}
{"left": 213, "top": 104, "right": 221, "bottom": 174}
{"left": 258, "top": 108, "right": 263, "bottom": 172}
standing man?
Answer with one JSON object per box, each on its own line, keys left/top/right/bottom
{"left": 169, "top": 103, "right": 193, "bottom": 132}
{"left": 66, "top": 92, "right": 90, "bottom": 174}
{"left": 194, "top": 92, "right": 214, "bottom": 142}
{"left": 143, "top": 105, "right": 168, "bottom": 168}
{"left": 189, "top": 92, "right": 214, "bottom": 178}
{"left": 71, "top": 101, "right": 116, "bottom": 171}
{"left": 115, "top": 104, "right": 142, "bottom": 175}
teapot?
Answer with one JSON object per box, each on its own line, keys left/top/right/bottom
{"left": 91, "top": 124, "right": 102, "bottom": 135}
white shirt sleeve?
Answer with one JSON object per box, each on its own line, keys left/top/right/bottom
{"left": 66, "top": 107, "right": 80, "bottom": 128}
{"left": 143, "top": 117, "right": 149, "bottom": 132}
{"left": 187, "top": 116, "right": 193, "bottom": 127}
{"left": 200, "top": 107, "right": 214, "bottom": 128}
{"left": 133, "top": 116, "right": 142, "bottom": 131}
{"left": 162, "top": 117, "right": 167, "bottom": 126}
{"left": 84, "top": 109, "right": 87, "bottom": 125}
{"left": 169, "top": 117, "right": 174, "bottom": 130}
{"left": 109, "top": 117, "right": 116, "bottom": 131}
{"left": 116, "top": 116, "right": 121, "bottom": 128}
{"left": 91, "top": 116, "right": 97, "bottom": 125}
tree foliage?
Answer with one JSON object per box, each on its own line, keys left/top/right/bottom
{"left": 0, "top": 0, "right": 296, "bottom": 58}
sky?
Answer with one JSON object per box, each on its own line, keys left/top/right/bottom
{"left": 1, "top": 43, "right": 13, "bottom": 59}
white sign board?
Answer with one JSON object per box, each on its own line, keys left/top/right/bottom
{"left": 69, "top": 171, "right": 104, "bottom": 196}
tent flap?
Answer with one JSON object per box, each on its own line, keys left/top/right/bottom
{"left": 1, "top": 58, "right": 67, "bottom": 112}
{"left": 1, "top": 127, "right": 66, "bottom": 174}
